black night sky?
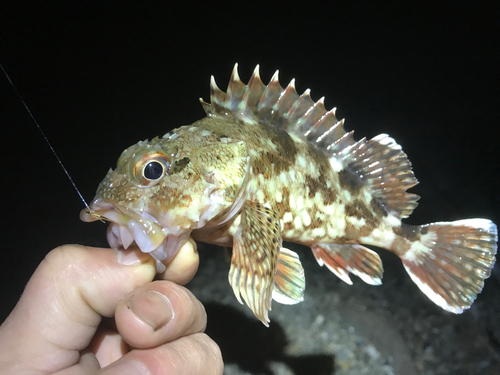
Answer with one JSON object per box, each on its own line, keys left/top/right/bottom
{"left": 1, "top": 1, "right": 499, "bottom": 372}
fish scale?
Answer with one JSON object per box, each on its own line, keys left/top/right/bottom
{"left": 81, "top": 64, "right": 497, "bottom": 325}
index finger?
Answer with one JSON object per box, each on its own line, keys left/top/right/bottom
{"left": 0, "top": 245, "right": 156, "bottom": 373}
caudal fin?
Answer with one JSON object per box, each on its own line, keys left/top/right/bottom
{"left": 401, "top": 219, "right": 497, "bottom": 313}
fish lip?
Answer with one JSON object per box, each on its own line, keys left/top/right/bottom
{"left": 80, "top": 198, "right": 144, "bottom": 225}
{"left": 80, "top": 198, "right": 117, "bottom": 222}
{"left": 82, "top": 198, "right": 168, "bottom": 250}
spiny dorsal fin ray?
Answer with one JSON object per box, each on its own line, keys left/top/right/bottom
{"left": 241, "top": 65, "right": 266, "bottom": 121}
{"left": 204, "top": 63, "right": 355, "bottom": 154}
{"left": 339, "top": 134, "right": 420, "bottom": 218}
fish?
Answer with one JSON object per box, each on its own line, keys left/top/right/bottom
{"left": 81, "top": 64, "right": 498, "bottom": 326}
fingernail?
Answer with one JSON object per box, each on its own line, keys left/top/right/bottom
{"left": 126, "top": 291, "right": 173, "bottom": 331}
{"left": 116, "top": 248, "right": 151, "bottom": 266}
{"left": 99, "top": 359, "right": 148, "bottom": 375}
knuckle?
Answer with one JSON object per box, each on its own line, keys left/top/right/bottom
{"left": 42, "top": 244, "right": 87, "bottom": 274}
{"left": 184, "top": 295, "right": 207, "bottom": 333}
{"left": 191, "top": 333, "right": 224, "bottom": 374}
{"left": 150, "top": 334, "right": 224, "bottom": 374}
{"left": 195, "top": 301, "right": 207, "bottom": 332}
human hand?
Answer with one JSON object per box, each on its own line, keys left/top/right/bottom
{"left": 0, "top": 242, "right": 223, "bottom": 375}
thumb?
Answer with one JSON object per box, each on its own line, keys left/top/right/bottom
{"left": 0, "top": 245, "right": 156, "bottom": 374}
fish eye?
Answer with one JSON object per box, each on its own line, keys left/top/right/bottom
{"left": 132, "top": 151, "right": 171, "bottom": 186}
{"left": 143, "top": 161, "right": 164, "bottom": 180}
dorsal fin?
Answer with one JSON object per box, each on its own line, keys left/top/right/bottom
{"left": 201, "top": 64, "right": 419, "bottom": 218}
{"left": 200, "top": 63, "right": 356, "bottom": 155}
{"left": 339, "top": 134, "right": 420, "bottom": 218}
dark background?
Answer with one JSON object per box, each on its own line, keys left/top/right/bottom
{"left": 1, "top": 1, "right": 499, "bottom": 373}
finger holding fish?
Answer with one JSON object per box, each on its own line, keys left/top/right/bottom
{"left": 103, "top": 230, "right": 199, "bottom": 285}
{"left": 158, "top": 238, "right": 199, "bottom": 285}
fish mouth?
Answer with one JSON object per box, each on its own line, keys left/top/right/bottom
{"left": 80, "top": 199, "right": 189, "bottom": 272}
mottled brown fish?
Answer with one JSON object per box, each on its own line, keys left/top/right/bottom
{"left": 81, "top": 64, "right": 497, "bottom": 325}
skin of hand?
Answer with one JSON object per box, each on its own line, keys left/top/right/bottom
{"left": 0, "top": 241, "right": 223, "bottom": 375}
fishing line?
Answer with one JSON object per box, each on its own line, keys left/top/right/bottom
{"left": 1, "top": 63, "right": 90, "bottom": 209}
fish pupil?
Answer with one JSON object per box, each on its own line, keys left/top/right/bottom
{"left": 144, "top": 161, "right": 163, "bottom": 180}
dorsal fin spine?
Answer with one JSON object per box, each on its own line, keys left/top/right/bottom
{"left": 229, "top": 63, "right": 241, "bottom": 85}
{"left": 284, "top": 89, "right": 313, "bottom": 134}
{"left": 314, "top": 111, "right": 340, "bottom": 143}
{"left": 210, "top": 75, "right": 220, "bottom": 95}
{"left": 270, "top": 69, "right": 279, "bottom": 83}
{"left": 210, "top": 75, "right": 229, "bottom": 115}
{"left": 303, "top": 98, "right": 327, "bottom": 137}
{"left": 327, "top": 127, "right": 353, "bottom": 152}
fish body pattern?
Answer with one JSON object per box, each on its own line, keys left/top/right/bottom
{"left": 81, "top": 64, "right": 497, "bottom": 325}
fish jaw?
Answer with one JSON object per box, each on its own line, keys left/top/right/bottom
{"left": 80, "top": 198, "right": 189, "bottom": 272}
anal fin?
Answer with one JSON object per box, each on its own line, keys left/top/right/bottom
{"left": 312, "top": 243, "right": 383, "bottom": 285}
{"left": 272, "top": 247, "right": 305, "bottom": 305}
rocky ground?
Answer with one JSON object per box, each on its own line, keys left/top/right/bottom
{"left": 188, "top": 242, "right": 500, "bottom": 375}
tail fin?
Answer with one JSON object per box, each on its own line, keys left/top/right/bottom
{"left": 401, "top": 219, "right": 497, "bottom": 313}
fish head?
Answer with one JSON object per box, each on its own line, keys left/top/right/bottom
{"left": 80, "top": 129, "right": 247, "bottom": 271}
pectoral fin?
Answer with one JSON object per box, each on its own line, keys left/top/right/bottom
{"left": 228, "top": 201, "right": 281, "bottom": 326}
{"left": 272, "top": 247, "right": 305, "bottom": 305}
